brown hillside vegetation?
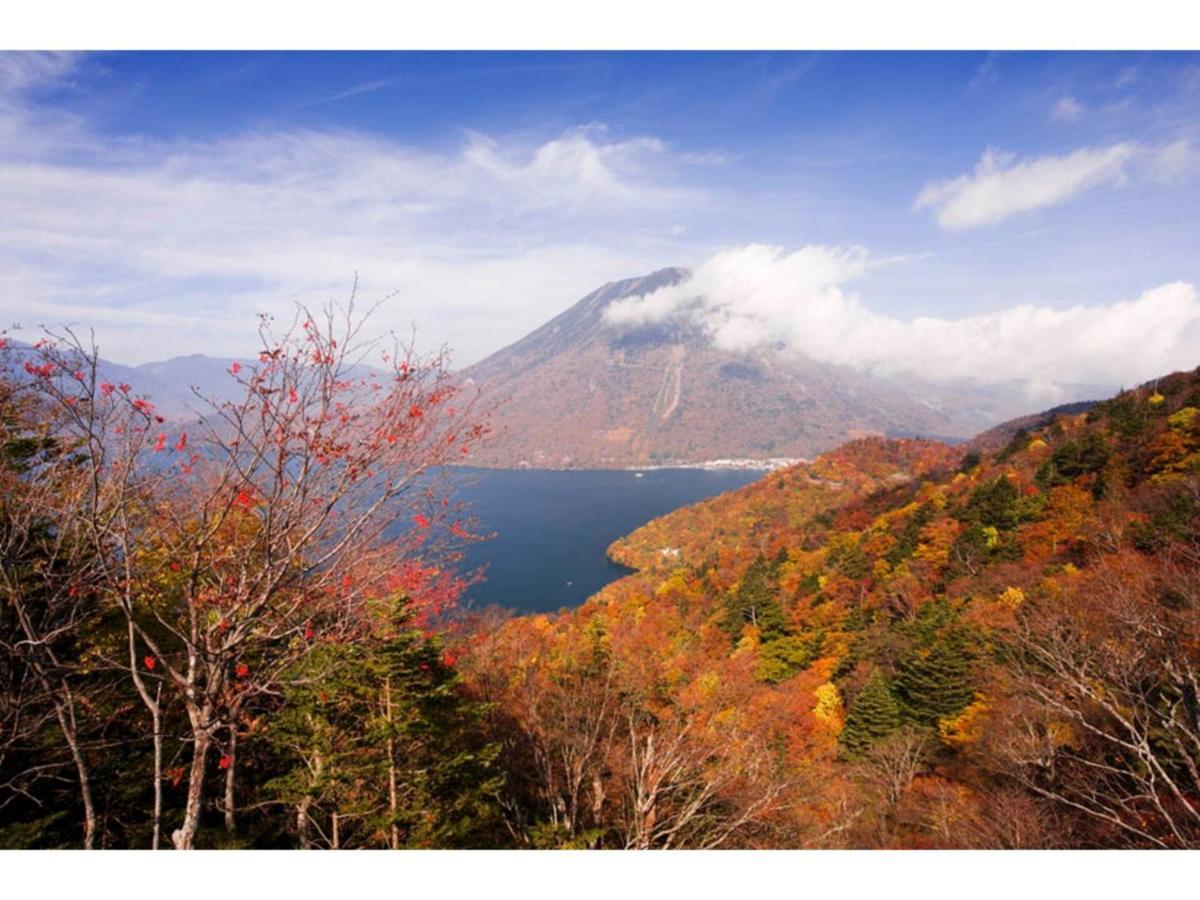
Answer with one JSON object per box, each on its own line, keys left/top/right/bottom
{"left": 457, "top": 367, "right": 1200, "bottom": 848}
{"left": 4, "top": 313, "right": 1198, "bottom": 848}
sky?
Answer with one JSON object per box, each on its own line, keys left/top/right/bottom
{"left": 2, "top": 50, "right": 1199, "bottom": 390}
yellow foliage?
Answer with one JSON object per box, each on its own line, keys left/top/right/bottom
{"left": 812, "top": 682, "right": 844, "bottom": 729}
{"left": 697, "top": 671, "right": 720, "bottom": 697}
{"left": 1027, "top": 438, "right": 1048, "bottom": 451}
{"left": 1169, "top": 406, "right": 1200, "bottom": 433}
{"left": 982, "top": 525, "right": 1000, "bottom": 549}
{"left": 712, "top": 707, "right": 739, "bottom": 730}
{"left": 654, "top": 570, "right": 690, "bottom": 598}
{"left": 1148, "top": 392, "right": 1165, "bottom": 407}
{"left": 938, "top": 695, "right": 990, "bottom": 748}
{"left": 997, "top": 586, "right": 1025, "bottom": 610}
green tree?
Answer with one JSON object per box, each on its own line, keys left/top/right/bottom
{"left": 265, "top": 597, "right": 502, "bottom": 849}
{"left": 1036, "top": 431, "right": 1111, "bottom": 493}
{"left": 840, "top": 671, "right": 902, "bottom": 757}
{"left": 961, "top": 476, "right": 1021, "bottom": 531}
{"left": 720, "top": 553, "right": 787, "bottom": 643}
{"left": 893, "top": 604, "right": 976, "bottom": 728}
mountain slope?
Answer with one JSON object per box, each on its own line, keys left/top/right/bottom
{"left": 460, "top": 366, "right": 1200, "bottom": 848}
{"left": 464, "top": 268, "right": 1054, "bottom": 469}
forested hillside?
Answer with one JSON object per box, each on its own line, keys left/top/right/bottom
{"left": 3, "top": 314, "right": 1197, "bottom": 848}
{"left": 457, "top": 368, "right": 1200, "bottom": 848}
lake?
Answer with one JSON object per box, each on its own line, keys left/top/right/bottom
{"left": 446, "top": 467, "right": 763, "bottom": 613}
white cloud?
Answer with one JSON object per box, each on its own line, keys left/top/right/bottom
{"left": 460, "top": 126, "right": 672, "bottom": 210}
{"left": 0, "top": 51, "right": 78, "bottom": 94}
{"left": 1051, "top": 95, "right": 1085, "bottom": 122}
{"left": 970, "top": 53, "right": 1000, "bottom": 88}
{"left": 0, "top": 103, "right": 696, "bottom": 363}
{"left": 1147, "top": 139, "right": 1200, "bottom": 184}
{"left": 0, "top": 52, "right": 87, "bottom": 156}
{"left": 914, "top": 143, "right": 1136, "bottom": 230}
{"left": 604, "top": 244, "right": 1200, "bottom": 391}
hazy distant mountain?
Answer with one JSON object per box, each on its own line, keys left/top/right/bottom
{"left": 462, "top": 268, "right": 1105, "bottom": 469}
{"left": 2, "top": 342, "right": 253, "bottom": 421}
{"left": 3, "top": 342, "right": 402, "bottom": 424}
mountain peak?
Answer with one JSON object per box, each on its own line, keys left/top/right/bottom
{"left": 463, "top": 269, "right": 1038, "bottom": 468}
{"left": 469, "top": 267, "right": 691, "bottom": 377}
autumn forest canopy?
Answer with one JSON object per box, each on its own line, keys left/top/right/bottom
{"left": 1, "top": 304, "right": 1199, "bottom": 849}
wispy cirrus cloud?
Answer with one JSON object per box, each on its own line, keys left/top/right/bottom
{"left": 0, "top": 52, "right": 701, "bottom": 363}
{"left": 916, "top": 137, "right": 1200, "bottom": 230}
{"left": 914, "top": 143, "right": 1137, "bottom": 230}
{"left": 1051, "top": 95, "right": 1085, "bottom": 122}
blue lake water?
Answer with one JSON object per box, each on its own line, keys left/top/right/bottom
{"left": 446, "top": 467, "right": 763, "bottom": 613}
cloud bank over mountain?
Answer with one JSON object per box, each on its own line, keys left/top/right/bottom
{"left": 605, "top": 244, "right": 1200, "bottom": 394}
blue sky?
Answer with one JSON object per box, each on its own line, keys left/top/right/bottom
{"left": 2, "top": 50, "right": 1199, "bottom": 389}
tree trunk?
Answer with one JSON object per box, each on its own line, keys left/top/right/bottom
{"left": 297, "top": 746, "right": 323, "bottom": 849}
{"left": 384, "top": 676, "right": 400, "bottom": 850}
{"left": 296, "top": 796, "right": 312, "bottom": 849}
{"left": 172, "top": 727, "right": 211, "bottom": 850}
{"left": 223, "top": 725, "right": 237, "bottom": 837}
{"left": 151, "top": 685, "right": 163, "bottom": 849}
{"left": 53, "top": 695, "right": 96, "bottom": 850}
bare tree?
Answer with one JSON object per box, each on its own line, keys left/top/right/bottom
{"left": 7, "top": 297, "right": 489, "bottom": 849}
{"left": 994, "top": 510, "right": 1200, "bottom": 848}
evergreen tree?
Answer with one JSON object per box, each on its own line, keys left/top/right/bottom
{"left": 893, "top": 605, "right": 976, "bottom": 728}
{"left": 720, "top": 553, "right": 788, "bottom": 643}
{"left": 840, "top": 671, "right": 901, "bottom": 757}
{"left": 264, "top": 596, "right": 502, "bottom": 848}
{"left": 961, "top": 476, "right": 1021, "bottom": 531}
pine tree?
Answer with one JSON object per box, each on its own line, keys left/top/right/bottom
{"left": 264, "top": 595, "right": 502, "bottom": 848}
{"left": 720, "top": 553, "right": 788, "bottom": 643}
{"left": 893, "top": 622, "right": 976, "bottom": 728}
{"left": 840, "top": 671, "right": 902, "bottom": 757}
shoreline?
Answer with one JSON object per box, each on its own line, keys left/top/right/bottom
{"left": 451, "top": 457, "right": 805, "bottom": 474}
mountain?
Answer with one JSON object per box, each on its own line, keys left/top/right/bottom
{"left": 463, "top": 268, "right": 1080, "bottom": 469}
{"left": 2, "top": 343, "right": 392, "bottom": 424}
{"left": 2, "top": 341, "right": 252, "bottom": 421}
